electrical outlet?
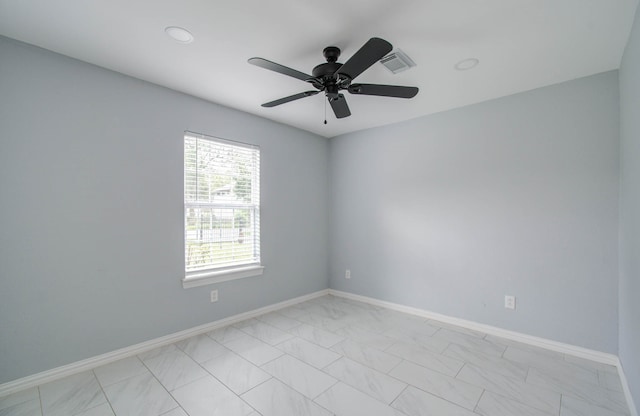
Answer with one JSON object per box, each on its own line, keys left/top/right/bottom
{"left": 345, "top": 269, "right": 351, "bottom": 279}
{"left": 504, "top": 295, "right": 515, "bottom": 310}
{"left": 210, "top": 290, "right": 218, "bottom": 303}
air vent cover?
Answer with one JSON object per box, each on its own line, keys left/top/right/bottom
{"left": 380, "top": 49, "right": 416, "bottom": 74}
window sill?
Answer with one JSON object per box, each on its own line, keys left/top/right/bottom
{"left": 182, "top": 265, "right": 264, "bottom": 288}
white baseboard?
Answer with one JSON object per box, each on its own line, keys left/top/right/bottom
{"left": 329, "top": 289, "right": 617, "bottom": 364}
{"left": 329, "top": 289, "right": 638, "bottom": 416}
{"left": 0, "top": 289, "right": 329, "bottom": 397}
{"left": 617, "top": 357, "right": 639, "bottom": 416}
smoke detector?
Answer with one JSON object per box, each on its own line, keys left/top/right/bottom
{"left": 379, "top": 49, "right": 416, "bottom": 74}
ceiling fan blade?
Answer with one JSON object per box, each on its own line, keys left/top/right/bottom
{"left": 337, "top": 37, "right": 393, "bottom": 80}
{"left": 348, "top": 84, "right": 419, "bottom": 98}
{"left": 329, "top": 94, "right": 351, "bottom": 118}
{"left": 248, "top": 57, "right": 313, "bottom": 82}
{"left": 261, "top": 90, "right": 320, "bottom": 107}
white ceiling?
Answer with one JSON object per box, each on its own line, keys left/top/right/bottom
{"left": 0, "top": 0, "right": 637, "bottom": 138}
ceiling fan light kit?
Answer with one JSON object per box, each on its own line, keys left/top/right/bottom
{"left": 248, "top": 37, "right": 419, "bottom": 120}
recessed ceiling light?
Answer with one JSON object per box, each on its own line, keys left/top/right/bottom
{"left": 455, "top": 58, "right": 479, "bottom": 71}
{"left": 165, "top": 26, "right": 194, "bottom": 44}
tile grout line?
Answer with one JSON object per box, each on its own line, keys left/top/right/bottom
{"left": 173, "top": 338, "right": 265, "bottom": 415}
{"left": 37, "top": 386, "right": 43, "bottom": 416}
{"left": 559, "top": 393, "right": 563, "bottom": 416}
{"left": 472, "top": 389, "right": 487, "bottom": 414}
{"left": 91, "top": 369, "right": 119, "bottom": 416}
{"left": 388, "top": 383, "right": 410, "bottom": 408}
{"left": 137, "top": 352, "right": 187, "bottom": 416}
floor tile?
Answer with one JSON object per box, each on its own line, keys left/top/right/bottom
{"left": 382, "top": 327, "right": 449, "bottom": 353}
{"left": 256, "top": 311, "right": 302, "bottom": 330}
{"left": 276, "top": 305, "right": 310, "bottom": 319}
{"left": 261, "top": 354, "right": 336, "bottom": 399}
{"left": 389, "top": 360, "right": 482, "bottom": 410}
{"left": 483, "top": 335, "right": 564, "bottom": 360}
{"left": 172, "top": 376, "right": 254, "bottom": 416}
{"left": 40, "top": 371, "right": 106, "bottom": 416}
{"left": 379, "top": 309, "right": 439, "bottom": 335}
{"left": 315, "top": 382, "right": 404, "bottom": 416}
{"left": 286, "top": 323, "right": 345, "bottom": 348}
{"left": 137, "top": 344, "right": 178, "bottom": 361}
{"left": 93, "top": 357, "right": 148, "bottom": 387}
{"left": 236, "top": 320, "right": 295, "bottom": 345}
{"left": 295, "top": 313, "right": 352, "bottom": 332}
{"left": 527, "top": 367, "right": 629, "bottom": 414}
{"left": 0, "top": 388, "right": 39, "bottom": 410}
{"left": 332, "top": 325, "right": 397, "bottom": 351}
{"left": 222, "top": 332, "right": 284, "bottom": 366}
{"left": 324, "top": 357, "right": 406, "bottom": 404}
{"left": 0, "top": 398, "right": 41, "bottom": 416}
{"left": 434, "top": 327, "right": 506, "bottom": 357}
{"left": 391, "top": 385, "right": 478, "bottom": 416}
{"left": 331, "top": 340, "right": 401, "bottom": 373}
{"left": 457, "top": 363, "right": 561, "bottom": 415}
{"left": 302, "top": 304, "right": 352, "bottom": 320}
{"left": 348, "top": 312, "right": 407, "bottom": 334}
{"left": 159, "top": 408, "right": 188, "bottom": 416}
{"left": 380, "top": 317, "right": 439, "bottom": 338}
{"left": 200, "top": 349, "right": 271, "bottom": 394}
{"left": 444, "top": 343, "right": 528, "bottom": 380}
{"left": 142, "top": 349, "right": 209, "bottom": 391}
{"left": 387, "top": 341, "right": 464, "bottom": 376}
{"left": 73, "top": 403, "right": 115, "bottom": 416}
{"left": 560, "top": 394, "right": 629, "bottom": 416}
{"left": 206, "top": 326, "right": 246, "bottom": 344}
{"left": 475, "top": 390, "right": 555, "bottom": 416}
{"left": 564, "top": 355, "right": 619, "bottom": 374}
{"left": 503, "top": 346, "right": 598, "bottom": 385}
{"left": 175, "top": 334, "right": 227, "bottom": 364}
{"left": 277, "top": 337, "right": 341, "bottom": 369}
{"left": 102, "top": 372, "right": 177, "bottom": 416}
{"left": 428, "top": 321, "right": 487, "bottom": 338}
{"left": 241, "top": 378, "right": 332, "bottom": 416}
{"left": 599, "top": 370, "right": 624, "bottom": 392}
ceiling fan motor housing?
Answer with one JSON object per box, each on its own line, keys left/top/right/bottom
{"left": 312, "top": 62, "right": 343, "bottom": 79}
{"left": 313, "top": 46, "right": 350, "bottom": 98}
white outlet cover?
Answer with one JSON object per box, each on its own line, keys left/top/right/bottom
{"left": 210, "top": 290, "right": 218, "bottom": 303}
{"left": 504, "top": 295, "right": 515, "bottom": 310}
{"left": 345, "top": 269, "right": 351, "bottom": 279}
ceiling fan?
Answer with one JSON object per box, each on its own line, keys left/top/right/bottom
{"left": 248, "top": 37, "right": 419, "bottom": 119}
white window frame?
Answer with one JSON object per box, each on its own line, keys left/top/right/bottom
{"left": 182, "top": 131, "right": 263, "bottom": 288}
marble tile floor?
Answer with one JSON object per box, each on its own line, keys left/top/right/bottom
{"left": 0, "top": 295, "right": 630, "bottom": 416}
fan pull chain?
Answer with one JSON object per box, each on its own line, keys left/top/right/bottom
{"left": 324, "top": 99, "right": 327, "bottom": 125}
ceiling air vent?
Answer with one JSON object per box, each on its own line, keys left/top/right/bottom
{"left": 379, "top": 49, "right": 416, "bottom": 74}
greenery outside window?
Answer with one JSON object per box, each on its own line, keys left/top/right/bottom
{"left": 183, "top": 131, "right": 262, "bottom": 288}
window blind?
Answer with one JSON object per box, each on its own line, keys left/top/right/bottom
{"left": 184, "top": 132, "right": 260, "bottom": 273}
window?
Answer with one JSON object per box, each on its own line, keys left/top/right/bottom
{"left": 183, "top": 132, "right": 262, "bottom": 288}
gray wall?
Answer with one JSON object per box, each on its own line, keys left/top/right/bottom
{"left": 0, "top": 37, "right": 329, "bottom": 384}
{"left": 329, "top": 71, "right": 620, "bottom": 353}
{"left": 619, "top": 3, "right": 640, "bottom": 406}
